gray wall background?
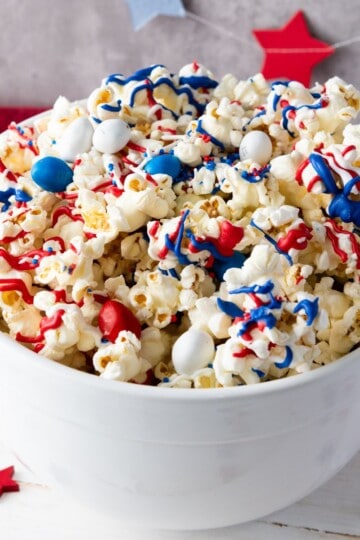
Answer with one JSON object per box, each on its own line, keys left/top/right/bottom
{"left": 1, "top": 0, "right": 359, "bottom": 106}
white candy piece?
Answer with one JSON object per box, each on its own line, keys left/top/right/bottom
{"left": 239, "top": 130, "right": 272, "bottom": 166}
{"left": 172, "top": 329, "right": 215, "bottom": 376}
{"left": 92, "top": 118, "right": 131, "bottom": 154}
{"left": 57, "top": 117, "right": 94, "bottom": 162}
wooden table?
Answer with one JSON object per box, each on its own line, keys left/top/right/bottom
{"left": 0, "top": 441, "right": 359, "bottom": 539}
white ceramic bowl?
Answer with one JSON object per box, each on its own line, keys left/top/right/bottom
{"left": 0, "top": 110, "right": 360, "bottom": 530}
{"left": 0, "top": 333, "right": 360, "bottom": 530}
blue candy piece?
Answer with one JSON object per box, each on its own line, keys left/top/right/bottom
{"left": 144, "top": 154, "right": 181, "bottom": 179}
{"left": 31, "top": 156, "right": 74, "bottom": 192}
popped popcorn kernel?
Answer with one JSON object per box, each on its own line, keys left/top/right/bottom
{"left": 0, "top": 62, "right": 359, "bottom": 388}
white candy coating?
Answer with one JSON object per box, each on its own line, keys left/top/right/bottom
{"left": 239, "top": 130, "right": 273, "bottom": 165}
{"left": 57, "top": 117, "right": 94, "bottom": 162}
{"left": 92, "top": 118, "right": 131, "bottom": 154}
{"left": 172, "top": 329, "right": 215, "bottom": 376}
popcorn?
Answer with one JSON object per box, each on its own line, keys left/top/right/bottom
{"left": 0, "top": 63, "right": 359, "bottom": 388}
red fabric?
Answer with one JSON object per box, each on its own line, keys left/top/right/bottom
{"left": 0, "top": 107, "right": 47, "bottom": 133}
{"left": 253, "top": 11, "right": 334, "bottom": 86}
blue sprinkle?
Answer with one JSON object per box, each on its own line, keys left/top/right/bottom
{"left": 207, "top": 363, "right": 213, "bottom": 368}
{"left": 162, "top": 376, "right": 170, "bottom": 383}
{"left": 108, "top": 163, "right": 114, "bottom": 171}
{"left": 205, "top": 160, "right": 216, "bottom": 171}
{"left": 101, "top": 337, "right": 109, "bottom": 344}
{"left": 46, "top": 246, "right": 54, "bottom": 252}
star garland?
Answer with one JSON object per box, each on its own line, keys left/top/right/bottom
{"left": 253, "top": 11, "right": 334, "bottom": 86}
{"left": 124, "top": 1, "right": 360, "bottom": 86}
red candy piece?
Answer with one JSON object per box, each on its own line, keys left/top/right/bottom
{"left": 99, "top": 300, "right": 141, "bottom": 342}
{"left": 0, "top": 466, "right": 19, "bottom": 496}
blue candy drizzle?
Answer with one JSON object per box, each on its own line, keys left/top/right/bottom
{"left": 274, "top": 346, "right": 293, "bottom": 369}
{"left": 241, "top": 165, "right": 271, "bottom": 183}
{"left": 308, "top": 152, "right": 360, "bottom": 226}
{"left": 250, "top": 220, "right": 293, "bottom": 265}
{"left": 196, "top": 119, "right": 225, "bottom": 150}
{"left": 0, "top": 188, "right": 32, "bottom": 211}
{"left": 293, "top": 297, "right": 319, "bottom": 326}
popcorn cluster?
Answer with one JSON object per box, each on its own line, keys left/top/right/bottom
{"left": 0, "top": 62, "right": 359, "bottom": 388}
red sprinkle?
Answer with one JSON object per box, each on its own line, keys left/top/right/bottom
{"left": 192, "top": 60, "right": 200, "bottom": 72}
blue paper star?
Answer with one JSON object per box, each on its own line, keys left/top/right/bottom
{"left": 125, "top": 0, "right": 186, "bottom": 31}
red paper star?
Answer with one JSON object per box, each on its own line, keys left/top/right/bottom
{"left": 253, "top": 11, "right": 335, "bottom": 86}
{"left": 0, "top": 466, "right": 19, "bottom": 496}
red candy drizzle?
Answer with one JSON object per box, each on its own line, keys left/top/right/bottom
{"left": 16, "top": 309, "right": 65, "bottom": 344}
{"left": 277, "top": 223, "right": 312, "bottom": 252}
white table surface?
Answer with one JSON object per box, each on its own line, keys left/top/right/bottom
{"left": 0, "top": 441, "right": 359, "bottom": 540}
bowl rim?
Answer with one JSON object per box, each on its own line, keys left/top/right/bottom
{"left": 1, "top": 106, "right": 358, "bottom": 402}
{"left": 1, "top": 330, "right": 357, "bottom": 401}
